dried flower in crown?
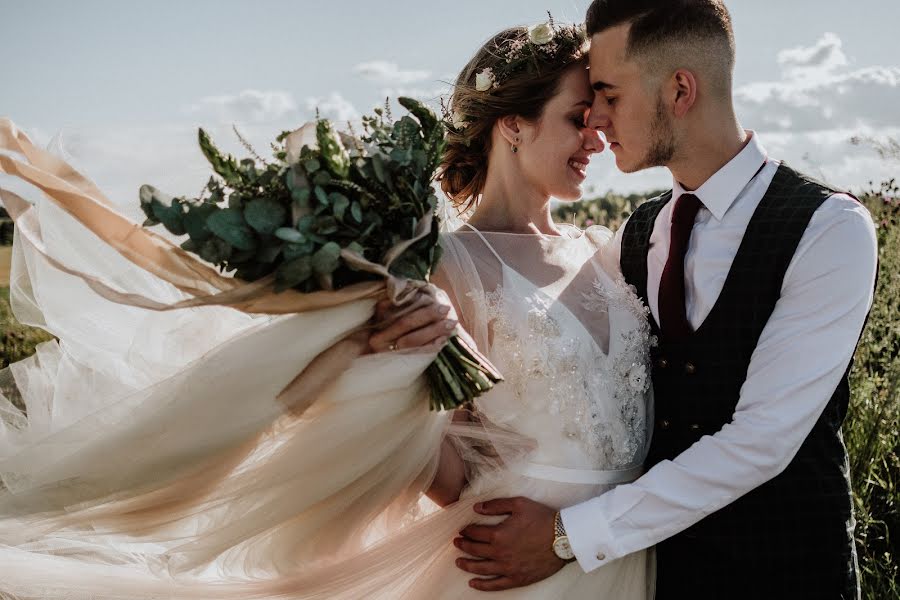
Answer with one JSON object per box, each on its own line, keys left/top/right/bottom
{"left": 477, "top": 16, "right": 587, "bottom": 94}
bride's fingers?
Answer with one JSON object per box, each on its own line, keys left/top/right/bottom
{"left": 395, "top": 319, "right": 456, "bottom": 350}
{"left": 369, "top": 303, "right": 452, "bottom": 351}
{"left": 455, "top": 557, "right": 502, "bottom": 576}
{"left": 453, "top": 537, "right": 497, "bottom": 559}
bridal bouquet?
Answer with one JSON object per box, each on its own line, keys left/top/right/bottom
{"left": 138, "top": 97, "right": 501, "bottom": 410}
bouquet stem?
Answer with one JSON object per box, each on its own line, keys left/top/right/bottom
{"left": 425, "top": 335, "right": 503, "bottom": 411}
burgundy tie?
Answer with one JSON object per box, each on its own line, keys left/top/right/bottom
{"left": 658, "top": 193, "right": 703, "bottom": 340}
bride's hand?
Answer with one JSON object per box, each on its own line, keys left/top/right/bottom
{"left": 368, "top": 287, "right": 458, "bottom": 353}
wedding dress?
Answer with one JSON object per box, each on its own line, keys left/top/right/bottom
{"left": 0, "top": 120, "right": 653, "bottom": 598}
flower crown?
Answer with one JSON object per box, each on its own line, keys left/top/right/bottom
{"left": 442, "top": 16, "right": 588, "bottom": 133}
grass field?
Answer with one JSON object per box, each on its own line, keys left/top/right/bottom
{"left": 0, "top": 246, "right": 11, "bottom": 287}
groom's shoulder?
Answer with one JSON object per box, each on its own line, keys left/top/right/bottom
{"left": 633, "top": 189, "right": 673, "bottom": 217}
{"left": 772, "top": 163, "right": 875, "bottom": 242}
{"left": 770, "top": 162, "right": 855, "bottom": 202}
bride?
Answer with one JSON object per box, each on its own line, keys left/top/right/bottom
{"left": 0, "top": 23, "right": 653, "bottom": 599}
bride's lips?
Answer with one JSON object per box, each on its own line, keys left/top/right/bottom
{"left": 567, "top": 156, "right": 590, "bottom": 180}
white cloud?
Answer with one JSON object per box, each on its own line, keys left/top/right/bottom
{"left": 777, "top": 32, "right": 848, "bottom": 79}
{"left": 354, "top": 61, "right": 431, "bottom": 85}
{"left": 736, "top": 34, "right": 900, "bottom": 133}
{"left": 304, "top": 92, "right": 359, "bottom": 123}
{"left": 186, "top": 90, "right": 299, "bottom": 123}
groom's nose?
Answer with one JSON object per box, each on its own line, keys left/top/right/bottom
{"left": 587, "top": 100, "right": 611, "bottom": 132}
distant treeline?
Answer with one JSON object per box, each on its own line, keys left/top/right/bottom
{"left": 552, "top": 189, "right": 668, "bottom": 231}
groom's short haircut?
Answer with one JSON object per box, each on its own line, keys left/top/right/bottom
{"left": 585, "top": 0, "right": 735, "bottom": 97}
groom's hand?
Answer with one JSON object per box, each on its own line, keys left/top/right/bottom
{"left": 454, "top": 497, "right": 568, "bottom": 591}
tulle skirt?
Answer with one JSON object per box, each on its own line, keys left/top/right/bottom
{"left": 0, "top": 119, "right": 651, "bottom": 598}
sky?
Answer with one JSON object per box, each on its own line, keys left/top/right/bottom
{"left": 2, "top": 0, "right": 899, "bottom": 213}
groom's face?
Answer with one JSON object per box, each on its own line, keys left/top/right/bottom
{"left": 586, "top": 24, "right": 675, "bottom": 173}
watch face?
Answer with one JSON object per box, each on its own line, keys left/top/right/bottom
{"left": 553, "top": 536, "right": 575, "bottom": 560}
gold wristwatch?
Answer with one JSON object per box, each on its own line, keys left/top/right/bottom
{"left": 552, "top": 511, "right": 575, "bottom": 561}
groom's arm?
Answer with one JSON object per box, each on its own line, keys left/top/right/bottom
{"left": 562, "top": 194, "right": 877, "bottom": 572}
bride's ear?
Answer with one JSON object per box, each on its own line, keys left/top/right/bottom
{"left": 496, "top": 115, "right": 522, "bottom": 147}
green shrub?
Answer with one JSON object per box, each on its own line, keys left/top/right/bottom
{"left": 848, "top": 179, "right": 899, "bottom": 600}
{"left": 0, "top": 287, "right": 53, "bottom": 371}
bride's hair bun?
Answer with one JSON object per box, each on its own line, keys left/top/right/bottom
{"left": 438, "top": 25, "right": 589, "bottom": 211}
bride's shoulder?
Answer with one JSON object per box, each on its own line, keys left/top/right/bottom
{"left": 556, "top": 222, "right": 615, "bottom": 246}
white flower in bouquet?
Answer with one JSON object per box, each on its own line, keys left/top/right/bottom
{"left": 475, "top": 68, "right": 497, "bottom": 92}
{"left": 528, "top": 22, "right": 555, "bottom": 45}
{"left": 284, "top": 122, "right": 319, "bottom": 165}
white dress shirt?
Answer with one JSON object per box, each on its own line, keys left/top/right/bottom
{"left": 561, "top": 132, "right": 878, "bottom": 572}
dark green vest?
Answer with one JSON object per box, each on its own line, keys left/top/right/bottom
{"left": 620, "top": 164, "right": 861, "bottom": 599}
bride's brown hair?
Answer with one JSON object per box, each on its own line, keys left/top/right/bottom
{"left": 438, "top": 25, "right": 589, "bottom": 211}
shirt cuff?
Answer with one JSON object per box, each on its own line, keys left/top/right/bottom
{"left": 560, "top": 497, "right": 616, "bottom": 573}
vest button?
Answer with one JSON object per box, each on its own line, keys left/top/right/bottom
{"left": 684, "top": 362, "right": 696, "bottom": 375}
{"left": 659, "top": 419, "right": 671, "bottom": 430}
{"left": 689, "top": 423, "right": 701, "bottom": 432}
{"left": 657, "top": 358, "right": 669, "bottom": 369}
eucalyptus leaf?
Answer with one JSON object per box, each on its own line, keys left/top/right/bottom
{"left": 206, "top": 208, "right": 257, "bottom": 251}
{"left": 199, "top": 237, "right": 232, "bottom": 264}
{"left": 183, "top": 204, "right": 215, "bottom": 241}
{"left": 311, "top": 242, "right": 341, "bottom": 275}
{"left": 151, "top": 200, "right": 186, "bottom": 236}
{"left": 312, "top": 171, "right": 331, "bottom": 187}
{"left": 316, "top": 216, "right": 339, "bottom": 235}
{"left": 274, "top": 227, "right": 305, "bottom": 243}
{"left": 331, "top": 193, "right": 350, "bottom": 220}
{"left": 291, "top": 187, "right": 311, "bottom": 205}
{"left": 283, "top": 240, "right": 315, "bottom": 260}
{"left": 275, "top": 256, "right": 313, "bottom": 290}
{"left": 350, "top": 201, "right": 363, "bottom": 223}
{"left": 244, "top": 198, "right": 287, "bottom": 235}
{"left": 314, "top": 186, "right": 329, "bottom": 205}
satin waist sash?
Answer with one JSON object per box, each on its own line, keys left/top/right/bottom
{"left": 509, "top": 461, "right": 643, "bottom": 485}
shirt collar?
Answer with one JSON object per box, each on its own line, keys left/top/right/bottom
{"left": 671, "top": 130, "right": 768, "bottom": 222}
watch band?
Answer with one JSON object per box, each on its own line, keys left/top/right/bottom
{"left": 554, "top": 511, "right": 567, "bottom": 538}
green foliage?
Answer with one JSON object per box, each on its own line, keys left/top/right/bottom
{"left": 847, "top": 179, "right": 900, "bottom": 600}
{"left": 140, "top": 97, "right": 446, "bottom": 294}
{"left": 0, "top": 287, "right": 54, "bottom": 383}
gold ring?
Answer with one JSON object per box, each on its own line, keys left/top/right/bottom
{"left": 388, "top": 342, "right": 397, "bottom": 352}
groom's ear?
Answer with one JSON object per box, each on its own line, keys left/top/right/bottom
{"left": 496, "top": 115, "right": 522, "bottom": 146}
{"left": 670, "top": 69, "right": 698, "bottom": 118}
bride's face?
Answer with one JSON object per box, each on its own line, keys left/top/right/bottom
{"left": 517, "top": 66, "right": 605, "bottom": 201}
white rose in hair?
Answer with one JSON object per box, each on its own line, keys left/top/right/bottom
{"left": 475, "top": 68, "right": 496, "bottom": 92}
{"left": 528, "top": 22, "right": 555, "bottom": 45}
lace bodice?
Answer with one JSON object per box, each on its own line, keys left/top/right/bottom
{"left": 438, "top": 225, "right": 654, "bottom": 473}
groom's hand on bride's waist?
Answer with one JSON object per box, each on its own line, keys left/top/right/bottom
{"left": 454, "top": 497, "right": 568, "bottom": 591}
{"left": 368, "top": 288, "right": 458, "bottom": 353}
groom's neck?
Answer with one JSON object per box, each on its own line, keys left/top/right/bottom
{"left": 667, "top": 108, "right": 747, "bottom": 192}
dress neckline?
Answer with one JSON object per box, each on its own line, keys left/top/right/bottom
{"left": 457, "top": 221, "right": 585, "bottom": 240}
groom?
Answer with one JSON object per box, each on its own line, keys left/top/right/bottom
{"left": 373, "top": 1, "right": 878, "bottom": 597}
